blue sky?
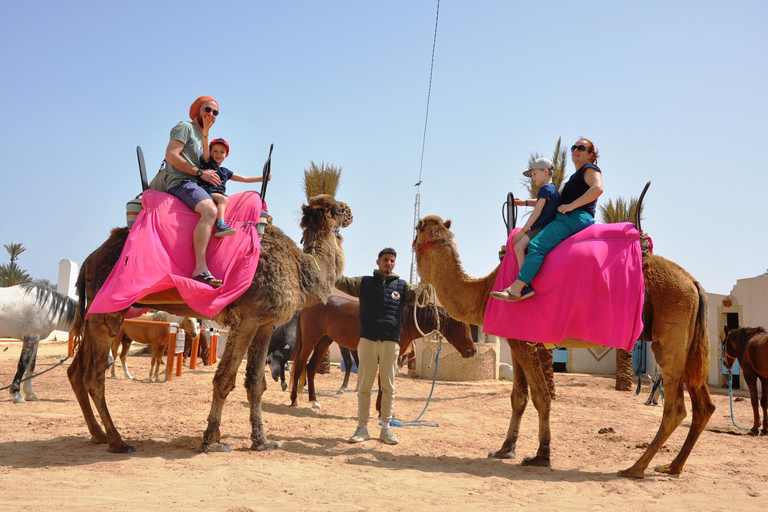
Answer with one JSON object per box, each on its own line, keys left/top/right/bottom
{"left": 2, "top": 1, "right": 766, "bottom": 295}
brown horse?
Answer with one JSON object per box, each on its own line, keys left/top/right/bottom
{"left": 289, "top": 295, "right": 476, "bottom": 409}
{"left": 723, "top": 326, "right": 768, "bottom": 435}
{"left": 109, "top": 312, "right": 200, "bottom": 382}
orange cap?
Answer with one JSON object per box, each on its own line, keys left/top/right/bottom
{"left": 189, "top": 95, "right": 218, "bottom": 120}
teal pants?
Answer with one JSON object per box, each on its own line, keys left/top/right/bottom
{"left": 517, "top": 209, "right": 595, "bottom": 284}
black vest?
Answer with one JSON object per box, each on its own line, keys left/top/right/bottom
{"left": 359, "top": 274, "right": 407, "bottom": 342}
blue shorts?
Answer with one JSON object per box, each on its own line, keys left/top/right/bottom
{"left": 167, "top": 179, "right": 213, "bottom": 211}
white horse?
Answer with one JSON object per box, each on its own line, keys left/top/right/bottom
{"left": 0, "top": 283, "right": 78, "bottom": 403}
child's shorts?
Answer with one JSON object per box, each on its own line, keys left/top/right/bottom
{"left": 527, "top": 226, "right": 545, "bottom": 240}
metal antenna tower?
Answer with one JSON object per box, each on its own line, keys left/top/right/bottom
{"left": 409, "top": 0, "right": 440, "bottom": 284}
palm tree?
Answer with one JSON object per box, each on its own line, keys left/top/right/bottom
{"left": 0, "top": 242, "right": 32, "bottom": 287}
{"left": 303, "top": 160, "right": 343, "bottom": 374}
{"left": 599, "top": 197, "right": 643, "bottom": 391}
{"left": 519, "top": 138, "right": 569, "bottom": 400}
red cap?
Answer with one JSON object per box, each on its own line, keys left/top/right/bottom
{"left": 210, "top": 138, "right": 230, "bottom": 155}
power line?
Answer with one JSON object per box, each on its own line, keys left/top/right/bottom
{"left": 410, "top": 0, "right": 440, "bottom": 284}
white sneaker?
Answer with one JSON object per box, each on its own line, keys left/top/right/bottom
{"left": 349, "top": 425, "right": 370, "bottom": 443}
{"left": 379, "top": 427, "right": 399, "bottom": 445}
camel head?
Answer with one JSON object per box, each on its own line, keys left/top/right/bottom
{"left": 301, "top": 194, "right": 353, "bottom": 232}
{"left": 413, "top": 215, "right": 453, "bottom": 248}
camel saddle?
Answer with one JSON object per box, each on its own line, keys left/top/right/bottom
{"left": 88, "top": 189, "right": 263, "bottom": 319}
{"left": 484, "top": 223, "right": 645, "bottom": 352}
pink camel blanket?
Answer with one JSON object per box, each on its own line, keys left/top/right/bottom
{"left": 87, "top": 189, "right": 262, "bottom": 318}
{"left": 483, "top": 223, "right": 645, "bottom": 352}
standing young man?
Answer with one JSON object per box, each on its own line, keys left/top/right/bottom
{"left": 162, "top": 95, "right": 224, "bottom": 288}
{"left": 335, "top": 248, "right": 417, "bottom": 445}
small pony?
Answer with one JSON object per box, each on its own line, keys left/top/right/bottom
{"left": 723, "top": 326, "right": 768, "bottom": 436}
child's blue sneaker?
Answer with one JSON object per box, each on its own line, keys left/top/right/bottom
{"left": 214, "top": 220, "right": 236, "bottom": 238}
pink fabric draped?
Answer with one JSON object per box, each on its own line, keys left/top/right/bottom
{"left": 483, "top": 222, "right": 645, "bottom": 352}
{"left": 87, "top": 189, "right": 262, "bottom": 318}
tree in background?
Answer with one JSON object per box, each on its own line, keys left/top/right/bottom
{"left": 599, "top": 197, "right": 644, "bottom": 391}
{"left": 518, "top": 138, "right": 569, "bottom": 400}
{"left": 0, "top": 242, "right": 32, "bottom": 287}
{"left": 303, "top": 160, "right": 343, "bottom": 374}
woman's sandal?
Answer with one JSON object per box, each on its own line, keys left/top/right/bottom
{"left": 192, "top": 271, "right": 223, "bottom": 288}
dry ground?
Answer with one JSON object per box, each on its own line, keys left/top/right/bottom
{"left": 1, "top": 340, "right": 766, "bottom": 512}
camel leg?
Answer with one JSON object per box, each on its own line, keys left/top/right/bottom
{"left": 655, "top": 378, "right": 715, "bottom": 475}
{"left": 621, "top": 357, "right": 687, "bottom": 478}
{"left": 67, "top": 339, "right": 108, "bottom": 444}
{"left": 244, "top": 323, "right": 279, "bottom": 451}
{"left": 10, "top": 335, "right": 39, "bottom": 403}
{"left": 200, "top": 319, "right": 260, "bottom": 452}
{"left": 77, "top": 313, "right": 135, "bottom": 452}
{"left": 742, "top": 370, "right": 761, "bottom": 436}
{"left": 306, "top": 340, "right": 332, "bottom": 409}
{"left": 489, "top": 348, "right": 528, "bottom": 459}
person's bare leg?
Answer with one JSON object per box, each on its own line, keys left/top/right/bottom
{"left": 192, "top": 198, "right": 218, "bottom": 277}
{"left": 211, "top": 193, "right": 228, "bottom": 224}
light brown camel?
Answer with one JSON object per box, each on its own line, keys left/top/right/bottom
{"left": 68, "top": 194, "right": 352, "bottom": 454}
{"left": 413, "top": 214, "right": 714, "bottom": 479}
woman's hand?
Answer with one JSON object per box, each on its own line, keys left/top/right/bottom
{"left": 558, "top": 203, "right": 575, "bottom": 214}
{"left": 512, "top": 230, "right": 527, "bottom": 245}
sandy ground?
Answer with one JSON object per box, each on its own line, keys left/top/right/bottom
{"left": 1, "top": 340, "right": 766, "bottom": 512}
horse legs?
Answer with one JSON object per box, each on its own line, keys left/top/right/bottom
{"left": 244, "top": 323, "right": 279, "bottom": 451}
{"left": 741, "top": 370, "right": 762, "bottom": 436}
{"left": 340, "top": 347, "right": 354, "bottom": 390}
{"left": 200, "top": 318, "right": 260, "bottom": 452}
{"left": 490, "top": 339, "right": 551, "bottom": 466}
{"left": 306, "top": 339, "right": 332, "bottom": 409}
{"left": 72, "top": 313, "right": 134, "bottom": 452}
{"left": 10, "top": 335, "right": 40, "bottom": 403}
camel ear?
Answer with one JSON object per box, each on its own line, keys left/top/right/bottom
{"left": 340, "top": 202, "right": 353, "bottom": 228}
{"left": 445, "top": 219, "right": 452, "bottom": 229}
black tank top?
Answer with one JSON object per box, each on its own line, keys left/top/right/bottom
{"left": 560, "top": 163, "right": 601, "bottom": 217}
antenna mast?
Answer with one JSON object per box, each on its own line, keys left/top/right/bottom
{"left": 409, "top": 0, "right": 440, "bottom": 284}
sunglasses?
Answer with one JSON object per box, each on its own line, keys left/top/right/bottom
{"left": 571, "top": 144, "right": 588, "bottom": 152}
{"left": 204, "top": 106, "right": 219, "bottom": 116}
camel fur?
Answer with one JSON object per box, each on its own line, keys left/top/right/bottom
{"left": 413, "top": 214, "right": 714, "bottom": 478}
{"left": 68, "top": 194, "right": 351, "bottom": 454}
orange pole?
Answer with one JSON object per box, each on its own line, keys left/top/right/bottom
{"left": 68, "top": 333, "right": 74, "bottom": 356}
{"left": 210, "top": 332, "right": 219, "bottom": 365}
{"left": 190, "top": 333, "right": 200, "bottom": 370}
{"left": 165, "top": 332, "right": 176, "bottom": 381}
{"left": 176, "top": 353, "right": 183, "bottom": 377}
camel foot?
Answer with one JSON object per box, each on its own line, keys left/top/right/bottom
{"left": 198, "top": 442, "right": 231, "bottom": 453}
{"left": 311, "top": 401, "right": 322, "bottom": 410}
{"left": 107, "top": 442, "right": 136, "bottom": 454}
{"left": 653, "top": 463, "right": 682, "bottom": 476}
{"left": 487, "top": 449, "right": 515, "bottom": 460}
{"left": 89, "top": 432, "right": 109, "bottom": 445}
{"left": 251, "top": 440, "right": 279, "bottom": 452}
{"left": 521, "top": 456, "right": 551, "bottom": 467}
{"left": 281, "top": 382, "right": 287, "bottom": 392}
{"left": 12, "top": 392, "right": 26, "bottom": 404}
{"left": 24, "top": 392, "right": 39, "bottom": 402}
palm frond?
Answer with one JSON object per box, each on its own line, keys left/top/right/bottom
{"left": 598, "top": 196, "right": 644, "bottom": 224}
{"left": 303, "top": 160, "right": 342, "bottom": 200}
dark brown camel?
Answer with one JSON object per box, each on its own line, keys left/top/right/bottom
{"left": 288, "top": 295, "right": 477, "bottom": 409}
{"left": 68, "top": 194, "right": 352, "bottom": 453}
{"left": 723, "top": 326, "right": 768, "bottom": 435}
{"left": 413, "top": 209, "right": 714, "bottom": 478}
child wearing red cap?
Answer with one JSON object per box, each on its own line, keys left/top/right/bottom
{"left": 200, "top": 118, "right": 269, "bottom": 237}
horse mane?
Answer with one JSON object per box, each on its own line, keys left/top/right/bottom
{"left": 19, "top": 282, "right": 78, "bottom": 326}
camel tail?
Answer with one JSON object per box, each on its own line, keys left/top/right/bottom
{"left": 70, "top": 259, "right": 88, "bottom": 352}
{"left": 684, "top": 280, "right": 710, "bottom": 387}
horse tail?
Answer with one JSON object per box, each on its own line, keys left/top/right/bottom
{"left": 291, "top": 311, "right": 306, "bottom": 396}
{"left": 684, "top": 280, "right": 710, "bottom": 387}
{"left": 70, "top": 258, "right": 88, "bottom": 352}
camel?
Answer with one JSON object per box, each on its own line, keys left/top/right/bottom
{"left": 68, "top": 194, "right": 352, "bottom": 454}
{"left": 412, "top": 213, "right": 714, "bottom": 478}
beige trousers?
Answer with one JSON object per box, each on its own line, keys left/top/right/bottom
{"left": 356, "top": 337, "right": 399, "bottom": 425}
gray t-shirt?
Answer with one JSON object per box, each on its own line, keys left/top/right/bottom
{"left": 165, "top": 121, "right": 203, "bottom": 190}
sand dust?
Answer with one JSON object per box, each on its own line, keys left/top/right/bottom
{"left": 1, "top": 340, "right": 765, "bottom": 511}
